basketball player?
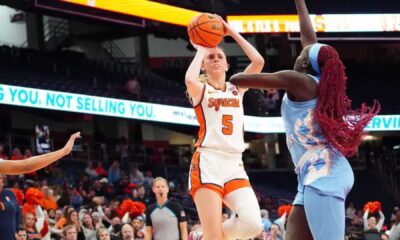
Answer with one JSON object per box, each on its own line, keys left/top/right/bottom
{"left": 230, "top": 0, "right": 380, "bottom": 239}
{"left": 0, "top": 132, "right": 80, "bottom": 175}
{"left": 185, "top": 15, "right": 264, "bottom": 240}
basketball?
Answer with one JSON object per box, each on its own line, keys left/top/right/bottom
{"left": 187, "top": 13, "right": 225, "bottom": 48}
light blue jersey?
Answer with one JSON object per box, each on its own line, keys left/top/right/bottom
{"left": 281, "top": 75, "right": 354, "bottom": 204}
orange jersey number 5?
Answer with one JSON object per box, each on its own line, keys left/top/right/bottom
{"left": 222, "top": 115, "right": 233, "bottom": 135}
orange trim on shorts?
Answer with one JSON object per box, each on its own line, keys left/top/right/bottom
{"left": 189, "top": 151, "right": 223, "bottom": 198}
{"left": 194, "top": 104, "right": 206, "bottom": 147}
{"left": 224, "top": 179, "right": 251, "bottom": 196}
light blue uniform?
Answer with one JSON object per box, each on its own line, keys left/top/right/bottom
{"left": 281, "top": 74, "right": 354, "bottom": 239}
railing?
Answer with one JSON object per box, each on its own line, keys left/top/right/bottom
{"left": 102, "top": 41, "right": 137, "bottom": 64}
{"left": 43, "top": 18, "right": 69, "bottom": 50}
{"left": 369, "top": 148, "right": 400, "bottom": 202}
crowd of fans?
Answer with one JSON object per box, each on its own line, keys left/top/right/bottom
{"left": 0, "top": 153, "right": 398, "bottom": 240}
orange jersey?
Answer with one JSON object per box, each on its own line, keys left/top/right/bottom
{"left": 194, "top": 82, "right": 245, "bottom": 153}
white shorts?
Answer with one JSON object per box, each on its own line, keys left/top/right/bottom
{"left": 188, "top": 148, "right": 250, "bottom": 198}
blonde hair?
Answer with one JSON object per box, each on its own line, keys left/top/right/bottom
{"left": 198, "top": 74, "right": 208, "bottom": 83}
{"left": 63, "top": 224, "right": 77, "bottom": 236}
{"left": 152, "top": 177, "right": 168, "bottom": 187}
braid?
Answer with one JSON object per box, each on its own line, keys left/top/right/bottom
{"left": 314, "top": 46, "right": 380, "bottom": 157}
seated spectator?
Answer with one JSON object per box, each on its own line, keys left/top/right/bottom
{"left": 41, "top": 186, "right": 58, "bottom": 211}
{"left": 95, "top": 162, "right": 108, "bottom": 177}
{"left": 70, "top": 188, "right": 83, "bottom": 210}
{"left": 391, "top": 207, "right": 400, "bottom": 222}
{"left": 24, "top": 149, "right": 33, "bottom": 159}
{"left": 389, "top": 208, "right": 400, "bottom": 240}
{"left": 55, "top": 207, "right": 73, "bottom": 230}
{"left": 85, "top": 161, "right": 99, "bottom": 179}
{"left": 11, "top": 147, "right": 23, "bottom": 160}
{"left": 132, "top": 216, "right": 145, "bottom": 240}
{"left": 108, "top": 161, "right": 121, "bottom": 185}
{"left": 121, "top": 223, "right": 134, "bottom": 240}
{"left": 130, "top": 167, "right": 144, "bottom": 185}
{"left": 108, "top": 217, "right": 122, "bottom": 239}
{"left": 143, "top": 171, "right": 154, "bottom": 188}
{"left": 66, "top": 210, "right": 85, "bottom": 240}
{"left": 24, "top": 212, "right": 41, "bottom": 240}
{"left": 63, "top": 224, "right": 78, "bottom": 240}
{"left": 346, "top": 202, "right": 357, "bottom": 222}
{"left": 16, "top": 227, "right": 28, "bottom": 240}
{"left": 132, "top": 185, "right": 151, "bottom": 206}
{"left": 261, "top": 209, "right": 272, "bottom": 232}
{"left": 381, "top": 233, "right": 389, "bottom": 240}
{"left": 264, "top": 89, "right": 280, "bottom": 114}
{"left": 81, "top": 211, "right": 97, "bottom": 240}
{"left": 96, "top": 228, "right": 111, "bottom": 240}
{"left": 125, "top": 77, "right": 141, "bottom": 99}
{"left": 266, "top": 223, "right": 283, "bottom": 240}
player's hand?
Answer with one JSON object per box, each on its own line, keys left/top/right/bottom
{"left": 191, "top": 40, "right": 214, "bottom": 54}
{"left": 215, "top": 15, "right": 234, "bottom": 36}
{"left": 62, "top": 132, "right": 81, "bottom": 156}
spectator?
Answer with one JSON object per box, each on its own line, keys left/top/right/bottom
{"left": 100, "top": 207, "right": 113, "bottom": 228}
{"left": 47, "top": 208, "right": 57, "bottom": 226}
{"left": 0, "top": 174, "right": 21, "bottom": 239}
{"left": 85, "top": 161, "right": 99, "bottom": 179}
{"left": 266, "top": 223, "right": 283, "bottom": 240}
{"left": 81, "top": 212, "right": 97, "bottom": 240}
{"left": 96, "top": 228, "right": 111, "bottom": 240}
{"left": 66, "top": 210, "right": 85, "bottom": 240}
{"left": 94, "top": 179, "right": 109, "bottom": 197}
{"left": 144, "top": 171, "right": 154, "bottom": 188}
{"left": 16, "top": 227, "right": 28, "bottom": 240}
{"left": 125, "top": 77, "right": 141, "bottom": 99}
{"left": 352, "top": 209, "right": 364, "bottom": 227}
{"left": 54, "top": 209, "right": 64, "bottom": 225}
{"left": 390, "top": 208, "right": 400, "bottom": 240}
{"left": 11, "top": 148, "right": 24, "bottom": 160}
{"left": 145, "top": 177, "right": 188, "bottom": 240}
{"left": 95, "top": 162, "right": 108, "bottom": 177}
{"left": 24, "top": 149, "right": 33, "bottom": 159}
{"left": 346, "top": 202, "right": 357, "bottom": 222}
{"left": 70, "top": 188, "right": 83, "bottom": 210}
{"left": 130, "top": 167, "right": 145, "bottom": 185}
{"left": 132, "top": 216, "right": 145, "bottom": 240}
{"left": 24, "top": 212, "right": 41, "bottom": 240}
{"left": 63, "top": 224, "right": 78, "bottom": 240}
{"left": 108, "top": 161, "right": 121, "bottom": 185}
{"left": 55, "top": 206, "right": 75, "bottom": 230}
{"left": 261, "top": 209, "right": 272, "bottom": 232}
{"left": 264, "top": 89, "right": 280, "bottom": 114}
{"left": 391, "top": 207, "right": 400, "bottom": 222}
{"left": 42, "top": 186, "right": 58, "bottom": 210}
{"left": 108, "top": 217, "right": 122, "bottom": 239}
{"left": 92, "top": 211, "right": 105, "bottom": 229}
{"left": 364, "top": 209, "right": 385, "bottom": 232}
{"left": 382, "top": 233, "right": 389, "bottom": 240}
{"left": 132, "top": 185, "right": 151, "bottom": 206}
{"left": 121, "top": 223, "right": 134, "bottom": 240}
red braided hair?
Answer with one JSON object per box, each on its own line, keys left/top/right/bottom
{"left": 314, "top": 45, "right": 380, "bottom": 157}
